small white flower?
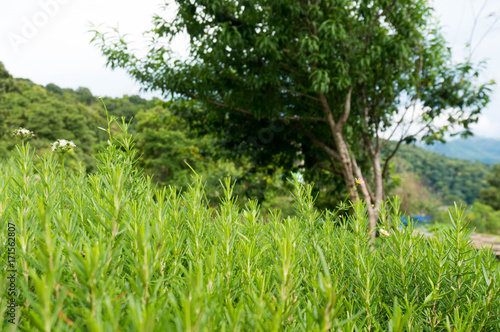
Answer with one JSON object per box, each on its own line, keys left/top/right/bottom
{"left": 52, "top": 139, "right": 76, "bottom": 153}
{"left": 380, "top": 228, "right": 390, "bottom": 237}
{"left": 12, "top": 127, "right": 34, "bottom": 140}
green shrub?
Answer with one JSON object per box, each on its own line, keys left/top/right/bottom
{"left": 431, "top": 203, "right": 500, "bottom": 235}
{"left": 1, "top": 122, "right": 499, "bottom": 331}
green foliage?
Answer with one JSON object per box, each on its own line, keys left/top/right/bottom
{"left": 45, "top": 83, "right": 64, "bottom": 95}
{"left": 465, "top": 203, "right": 500, "bottom": 234}
{"left": 0, "top": 65, "right": 296, "bottom": 213}
{"left": 92, "top": 0, "right": 493, "bottom": 211}
{"left": 391, "top": 172, "right": 442, "bottom": 215}
{"left": 0, "top": 75, "right": 101, "bottom": 169}
{"left": 0, "top": 66, "right": 162, "bottom": 172}
{"left": 0, "top": 61, "right": 10, "bottom": 80}
{"left": 0, "top": 62, "right": 15, "bottom": 140}
{"left": 92, "top": 95, "right": 158, "bottom": 132}
{"left": 135, "top": 103, "right": 242, "bottom": 200}
{"left": 480, "top": 163, "right": 500, "bottom": 211}
{"left": 432, "top": 203, "right": 500, "bottom": 235}
{"left": 389, "top": 143, "right": 490, "bottom": 206}
{"left": 134, "top": 101, "right": 296, "bottom": 214}
{"left": 1, "top": 125, "right": 499, "bottom": 331}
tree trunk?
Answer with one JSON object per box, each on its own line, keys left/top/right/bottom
{"left": 319, "top": 90, "right": 380, "bottom": 241}
{"left": 351, "top": 157, "right": 377, "bottom": 242}
{"left": 369, "top": 151, "right": 384, "bottom": 242}
{"left": 332, "top": 131, "right": 359, "bottom": 202}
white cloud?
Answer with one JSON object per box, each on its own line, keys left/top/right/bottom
{"left": 0, "top": 0, "right": 172, "bottom": 97}
{"left": 433, "top": 0, "right": 500, "bottom": 138}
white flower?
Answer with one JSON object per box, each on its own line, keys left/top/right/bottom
{"left": 12, "top": 127, "right": 34, "bottom": 140}
{"left": 380, "top": 228, "right": 390, "bottom": 237}
{"left": 355, "top": 177, "right": 365, "bottom": 185}
{"left": 52, "top": 139, "right": 76, "bottom": 153}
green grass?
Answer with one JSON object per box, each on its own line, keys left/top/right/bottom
{"left": 1, "top": 121, "right": 499, "bottom": 331}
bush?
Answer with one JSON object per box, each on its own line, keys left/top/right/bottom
{"left": 431, "top": 203, "right": 500, "bottom": 235}
{"left": 1, "top": 123, "right": 499, "bottom": 331}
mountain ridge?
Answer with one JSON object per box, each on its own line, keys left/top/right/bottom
{"left": 418, "top": 136, "right": 500, "bottom": 164}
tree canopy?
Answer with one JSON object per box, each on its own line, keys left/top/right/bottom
{"left": 93, "top": 0, "right": 493, "bottom": 237}
{"left": 0, "top": 65, "right": 154, "bottom": 170}
{"left": 480, "top": 163, "right": 500, "bottom": 211}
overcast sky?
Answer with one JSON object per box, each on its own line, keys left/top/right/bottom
{"left": 1, "top": 0, "right": 499, "bottom": 137}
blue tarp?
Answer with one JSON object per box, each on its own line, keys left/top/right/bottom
{"left": 400, "top": 215, "right": 433, "bottom": 227}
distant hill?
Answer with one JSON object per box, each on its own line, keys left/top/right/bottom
{"left": 389, "top": 142, "right": 491, "bottom": 206}
{"left": 0, "top": 61, "right": 158, "bottom": 170}
{"left": 419, "top": 137, "right": 500, "bottom": 164}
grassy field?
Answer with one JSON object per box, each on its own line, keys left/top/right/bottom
{"left": 1, "top": 122, "right": 499, "bottom": 331}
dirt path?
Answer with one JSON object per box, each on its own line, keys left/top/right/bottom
{"left": 416, "top": 230, "right": 500, "bottom": 259}
{"left": 470, "top": 233, "right": 500, "bottom": 258}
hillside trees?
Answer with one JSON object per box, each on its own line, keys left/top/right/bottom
{"left": 0, "top": 80, "right": 99, "bottom": 167}
{"left": 0, "top": 66, "right": 103, "bottom": 167}
{"left": 390, "top": 142, "right": 490, "bottom": 206}
{"left": 0, "top": 62, "right": 15, "bottom": 139}
{"left": 480, "top": 163, "right": 500, "bottom": 210}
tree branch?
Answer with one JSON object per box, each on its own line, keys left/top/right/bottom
{"left": 279, "top": 87, "right": 321, "bottom": 102}
{"left": 380, "top": 106, "right": 411, "bottom": 150}
{"left": 281, "top": 115, "right": 327, "bottom": 123}
{"left": 382, "top": 137, "right": 404, "bottom": 179}
{"left": 319, "top": 92, "right": 337, "bottom": 130}
{"left": 289, "top": 120, "right": 342, "bottom": 162}
{"left": 360, "top": 86, "right": 376, "bottom": 155}
{"left": 316, "top": 161, "right": 343, "bottom": 175}
{"left": 327, "top": 156, "right": 343, "bottom": 175}
{"left": 337, "top": 87, "right": 353, "bottom": 128}
{"left": 351, "top": 156, "right": 375, "bottom": 204}
{"left": 186, "top": 92, "right": 254, "bottom": 117}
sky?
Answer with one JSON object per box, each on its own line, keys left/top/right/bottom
{"left": 0, "top": 0, "right": 499, "bottom": 137}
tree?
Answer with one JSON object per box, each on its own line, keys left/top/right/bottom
{"left": 92, "top": 0, "right": 493, "bottom": 238}
{"left": 466, "top": 202, "right": 500, "bottom": 234}
{"left": 0, "top": 62, "right": 14, "bottom": 139}
{"left": 480, "top": 164, "right": 500, "bottom": 211}
{"left": 0, "top": 73, "right": 101, "bottom": 168}
{"left": 46, "top": 83, "right": 64, "bottom": 95}
{"left": 134, "top": 101, "right": 297, "bottom": 214}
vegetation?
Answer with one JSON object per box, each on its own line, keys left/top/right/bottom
{"left": 2, "top": 62, "right": 498, "bottom": 227}
{"left": 1, "top": 0, "right": 500, "bottom": 328}
{"left": 0, "top": 63, "right": 157, "bottom": 170}
{"left": 92, "top": 0, "right": 493, "bottom": 237}
{"left": 389, "top": 143, "right": 491, "bottom": 207}
{"left": 134, "top": 101, "right": 295, "bottom": 213}
{"left": 1, "top": 122, "right": 499, "bottom": 331}
{"left": 0, "top": 63, "right": 296, "bottom": 214}
{"left": 480, "top": 164, "right": 500, "bottom": 211}
{"left": 388, "top": 144, "right": 500, "bottom": 234}
{"left": 432, "top": 202, "right": 500, "bottom": 235}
